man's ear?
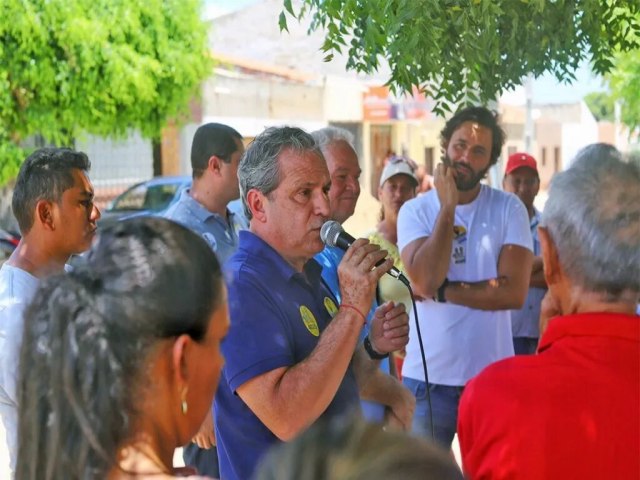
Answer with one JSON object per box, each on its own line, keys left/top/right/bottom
{"left": 36, "top": 200, "right": 55, "bottom": 231}
{"left": 207, "top": 155, "right": 223, "bottom": 176}
{"left": 539, "top": 226, "right": 561, "bottom": 287}
{"left": 246, "top": 189, "right": 267, "bottom": 223}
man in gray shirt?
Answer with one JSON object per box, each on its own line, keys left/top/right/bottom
{"left": 1, "top": 148, "right": 101, "bottom": 478}
{"left": 163, "top": 122, "right": 244, "bottom": 477}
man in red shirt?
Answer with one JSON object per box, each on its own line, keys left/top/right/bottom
{"left": 458, "top": 143, "right": 639, "bottom": 479}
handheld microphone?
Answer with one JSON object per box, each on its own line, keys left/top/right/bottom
{"left": 320, "top": 220, "right": 410, "bottom": 286}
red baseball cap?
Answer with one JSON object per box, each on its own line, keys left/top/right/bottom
{"left": 505, "top": 152, "right": 538, "bottom": 175}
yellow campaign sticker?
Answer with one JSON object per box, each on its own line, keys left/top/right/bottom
{"left": 300, "top": 305, "right": 319, "bottom": 337}
{"left": 324, "top": 297, "right": 338, "bottom": 318}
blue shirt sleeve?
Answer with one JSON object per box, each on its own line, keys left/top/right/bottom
{"left": 223, "top": 270, "right": 295, "bottom": 392}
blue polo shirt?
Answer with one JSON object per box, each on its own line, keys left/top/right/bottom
{"left": 315, "top": 245, "right": 390, "bottom": 423}
{"left": 215, "top": 231, "right": 360, "bottom": 480}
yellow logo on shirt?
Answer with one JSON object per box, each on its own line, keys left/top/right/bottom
{"left": 453, "top": 225, "right": 467, "bottom": 238}
{"left": 324, "top": 297, "right": 338, "bottom": 318}
{"left": 300, "top": 305, "right": 319, "bottom": 337}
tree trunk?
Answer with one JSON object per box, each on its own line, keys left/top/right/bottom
{"left": 152, "top": 138, "right": 162, "bottom": 177}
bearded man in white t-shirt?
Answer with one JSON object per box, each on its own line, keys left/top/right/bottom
{"left": 397, "top": 106, "right": 533, "bottom": 449}
{"left": 0, "top": 148, "right": 101, "bottom": 477}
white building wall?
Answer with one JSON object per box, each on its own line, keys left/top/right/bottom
{"left": 560, "top": 103, "right": 598, "bottom": 169}
{"left": 200, "top": 71, "right": 326, "bottom": 138}
{"left": 323, "top": 76, "right": 365, "bottom": 122}
{"left": 76, "top": 132, "right": 153, "bottom": 185}
{"left": 561, "top": 122, "right": 598, "bottom": 169}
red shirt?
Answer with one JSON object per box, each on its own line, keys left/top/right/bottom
{"left": 458, "top": 312, "right": 640, "bottom": 480}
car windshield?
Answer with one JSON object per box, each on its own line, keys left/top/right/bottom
{"left": 111, "top": 182, "right": 181, "bottom": 212}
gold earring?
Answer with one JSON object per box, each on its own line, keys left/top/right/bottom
{"left": 181, "top": 388, "right": 188, "bottom": 415}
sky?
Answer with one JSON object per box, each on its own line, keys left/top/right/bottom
{"left": 502, "top": 61, "right": 607, "bottom": 105}
{"left": 205, "top": 0, "right": 607, "bottom": 105}
{"left": 204, "top": 0, "right": 256, "bottom": 19}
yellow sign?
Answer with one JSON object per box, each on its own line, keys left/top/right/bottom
{"left": 324, "top": 297, "right": 338, "bottom": 318}
{"left": 300, "top": 305, "right": 319, "bottom": 337}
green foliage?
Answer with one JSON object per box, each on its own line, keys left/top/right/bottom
{"left": 0, "top": 0, "right": 212, "bottom": 185}
{"left": 281, "top": 0, "right": 640, "bottom": 116}
{"left": 608, "top": 49, "right": 640, "bottom": 133}
{"left": 584, "top": 91, "right": 615, "bottom": 122}
{"left": 0, "top": 134, "right": 23, "bottom": 186}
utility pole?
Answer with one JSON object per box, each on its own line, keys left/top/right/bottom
{"left": 614, "top": 100, "right": 622, "bottom": 151}
{"left": 524, "top": 74, "right": 534, "bottom": 153}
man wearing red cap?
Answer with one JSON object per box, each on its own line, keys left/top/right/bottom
{"left": 502, "top": 152, "right": 547, "bottom": 354}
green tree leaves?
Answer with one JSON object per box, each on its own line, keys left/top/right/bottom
{"left": 0, "top": 0, "right": 212, "bottom": 185}
{"left": 584, "top": 91, "right": 615, "bottom": 122}
{"left": 608, "top": 49, "right": 640, "bottom": 133}
{"left": 281, "top": 0, "right": 640, "bottom": 116}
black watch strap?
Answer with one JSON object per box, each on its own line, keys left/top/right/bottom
{"left": 364, "top": 335, "right": 389, "bottom": 360}
{"left": 435, "top": 278, "right": 449, "bottom": 303}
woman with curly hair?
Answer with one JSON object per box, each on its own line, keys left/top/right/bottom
{"left": 16, "top": 217, "right": 228, "bottom": 479}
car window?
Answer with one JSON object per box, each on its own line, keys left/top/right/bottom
{"left": 112, "top": 183, "right": 180, "bottom": 212}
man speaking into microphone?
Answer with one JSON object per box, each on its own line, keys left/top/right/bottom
{"left": 214, "top": 126, "right": 410, "bottom": 480}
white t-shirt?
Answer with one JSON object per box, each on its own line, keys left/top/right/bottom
{"left": 0, "top": 264, "right": 39, "bottom": 478}
{"left": 397, "top": 185, "right": 533, "bottom": 386}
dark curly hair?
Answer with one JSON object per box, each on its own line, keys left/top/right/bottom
{"left": 439, "top": 106, "right": 506, "bottom": 167}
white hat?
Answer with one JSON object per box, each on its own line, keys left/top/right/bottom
{"left": 379, "top": 157, "right": 419, "bottom": 187}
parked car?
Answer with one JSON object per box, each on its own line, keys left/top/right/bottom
{"left": 98, "top": 176, "right": 191, "bottom": 229}
{"left": 0, "top": 228, "right": 20, "bottom": 265}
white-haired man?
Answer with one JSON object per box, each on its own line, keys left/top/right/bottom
{"left": 312, "top": 126, "right": 415, "bottom": 428}
{"left": 458, "top": 144, "right": 640, "bottom": 479}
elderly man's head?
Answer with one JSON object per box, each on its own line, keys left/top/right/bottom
{"left": 239, "top": 126, "right": 331, "bottom": 270}
{"left": 539, "top": 143, "right": 639, "bottom": 308}
{"left": 311, "top": 127, "right": 361, "bottom": 224}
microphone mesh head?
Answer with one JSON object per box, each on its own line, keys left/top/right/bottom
{"left": 320, "top": 220, "right": 342, "bottom": 247}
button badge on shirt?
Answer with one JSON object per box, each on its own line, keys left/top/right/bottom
{"left": 324, "top": 297, "right": 338, "bottom": 318}
{"left": 300, "top": 305, "right": 320, "bottom": 337}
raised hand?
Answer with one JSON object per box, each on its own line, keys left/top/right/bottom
{"left": 434, "top": 162, "right": 459, "bottom": 210}
{"left": 338, "top": 238, "right": 393, "bottom": 316}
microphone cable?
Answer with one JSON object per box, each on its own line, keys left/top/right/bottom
{"left": 401, "top": 280, "right": 435, "bottom": 442}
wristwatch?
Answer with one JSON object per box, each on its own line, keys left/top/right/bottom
{"left": 364, "top": 334, "right": 389, "bottom": 360}
{"left": 435, "top": 278, "right": 449, "bottom": 303}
